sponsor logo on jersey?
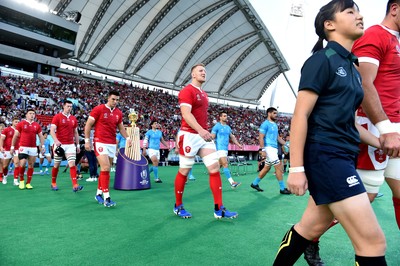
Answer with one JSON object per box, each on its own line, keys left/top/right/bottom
{"left": 346, "top": 175, "right": 360, "bottom": 187}
{"left": 336, "top": 67, "right": 347, "bottom": 77}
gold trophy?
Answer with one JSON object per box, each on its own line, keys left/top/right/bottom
{"left": 125, "top": 110, "right": 141, "bottom": 161}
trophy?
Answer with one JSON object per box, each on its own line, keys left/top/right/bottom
{"left": 125, "top": 110, "right": 141, "bottom": 161}
{"left": 114, "top": 109, "right": 150, "bottom": 190}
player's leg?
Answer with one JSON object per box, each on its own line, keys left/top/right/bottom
{"left": 25, "top": 154, "right": 36, "bottom": 189}
{"left": 200, "top": 145, "right": 237, "bottom": 219}
{"left": 330, "top": 193, "right": 386, "bottom": 264}
{"left": 384, "top": 158, "right": 400, "bottom": 229}
{"left": 274, "top": 197, "right": 334, "bottom": 265}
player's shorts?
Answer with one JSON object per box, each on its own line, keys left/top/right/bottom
{"left": 304, "top": 142, "right": 366, "bottom": 205}
{"left": 357, "top": 169, "right": 385, "bottom": 194}
{"left": 3, "top": 150, "right": 18, "bottom": 159}
{"left": 284, "top": 153, "right": 290, "bottom": 160}
{"left": 384, "top": 157, "right": 400, "bottom": 180}
{"left": 265, "top": 147, "right": 280, "bottom": 166}
{"left": 39, "top": 152, "right": 51, "bottom": 159}
{"left": 146, "top": 148, "right": 160, "bottom": 160}
{"left": 53, "top": 144, "right": 76, "bottom": 155}
{"left": 18, "top": 146, "right": 38, "bottom": 157}
{"left": 0, "top": 151, "right": 3, "bottom": 159}
{"left": 94, "top": 142, "right": 116, "bottom": 158}
{"left": 177, "top": 131, "right": 216, "bottom": 157}
{"left": 216, "top": 150, "right": 228, "bottom": 158}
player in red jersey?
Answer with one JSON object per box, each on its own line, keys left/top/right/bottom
{"left": 0, "top": 123, "right": 4, "bottom": 184}
{"left": 0, "top": 117, "right": 21, "bottom": 186}
{"left": 353, "top": 0, "right": 400, "bottom": 224}
{"left": 84, "top": 90, "right": 131, "bottom": 207}
{"left": 50, "top": 100, "right": 83, "bottom": 192}
{"left": 173, "top": 63, "right": 237, "bottom": 219}
{"left": 10, "top": 109, "right": 45, "bottom": 190}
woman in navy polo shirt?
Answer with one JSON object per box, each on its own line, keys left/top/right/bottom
{"left": 273, "top": 1, "right": 387, "bottom": 265}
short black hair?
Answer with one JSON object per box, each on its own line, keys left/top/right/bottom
{"left": 266, "top": 107, "right": 277, "bottom": 114}
{"left": 109, "top": 90, "right": 120, "bottom": 97}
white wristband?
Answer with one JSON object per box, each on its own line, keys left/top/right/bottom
{"left": 11, "top": 146, "right": 14, "bottom": 149}
{"left": 375, "top": 119, "right": 397, "bottom": 135}
{"left": 289, "top": 166, "right": 305, "bottom": 173}
{"left": 85, "top": 138, "right": 90, "bottom": 143}
{"left": 41, "top": 145, "right": 45, "bottom": 148}
{"left": 126, "top": 137, "right": 131, "bottom": 141}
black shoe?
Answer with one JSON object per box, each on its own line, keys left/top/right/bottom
{"left": 155, "top": 179, "right": 163, "bottom": 183}
{"left": 280, "top": 188, "right": 291, "bottom": 195}
{"left": 304, "top": 241, "right": 325, "bottom": 266}
{"left": 250, "top": 183, "right": 263, "bottom": 192}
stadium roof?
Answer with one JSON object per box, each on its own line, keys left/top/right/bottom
{"left": 48, "top": 0, "right": 289, "bottom": 104}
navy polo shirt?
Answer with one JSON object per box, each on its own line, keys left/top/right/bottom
{"left": 299, "top": 41, "right": 364, "bottom": 153}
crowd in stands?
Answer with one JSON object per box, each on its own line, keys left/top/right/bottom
{"left": 0, "top": 75, "right": 291, "bottom": 145}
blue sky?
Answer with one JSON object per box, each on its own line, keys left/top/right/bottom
{"left": 250, "top": 0, "right": 388, "bottom": 113}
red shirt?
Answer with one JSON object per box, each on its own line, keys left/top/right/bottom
{"left": 16, "top": 120, "right": 42, "bottom": 147}
{"left": 90, "top": 104, "right": 123, "bottom": 144}
{"left": 51, "top": 112, "right": 78, "bottom": 145}
{"left": 1, "top": 126, "right": 19, "bottom": 150}
{"left": 353, "top": 25, "right": 400, "bottom": 122}
{"left": 178, "top": 84, "right": 209, "bottom": 133}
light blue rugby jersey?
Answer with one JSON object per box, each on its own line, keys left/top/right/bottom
{"left": 145, "top": 130, "right": 163, "bottom": 150}
{"left": 211, "top": 122, "right": 231, "bottom": 151}
{"left": 259, "top": 120, "right": 278, "bottom": 149}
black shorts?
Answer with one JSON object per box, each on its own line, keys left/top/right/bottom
{"left": 304, "top": 142, "right": 365, "bottom": 205}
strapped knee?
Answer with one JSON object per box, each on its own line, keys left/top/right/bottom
{"left": 202, "top": 152, "right": 219, "bottom": 167}
{"left": 179, "top": 156, "right": 195, "bottom": 168}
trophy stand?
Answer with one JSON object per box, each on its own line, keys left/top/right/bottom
{"left": 114, "top": 110, "right": 151, "bottom": 190}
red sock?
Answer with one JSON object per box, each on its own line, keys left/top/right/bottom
{"left": 174, "top": 171, "right": 187, "bottom": 206}
{"left": 0, "top": 172, "right": 3, "bottom": 181}
{"left": 100, "top": 171, "right": 110, "bottom": 193}
{"left": 312, "top": 219, "right": 339, "bottom": 242}
{"left": 20, "top": 167, "right": 25, "bottom": 181}
{"left": 14, "top": 166, "right": 20, "bottom": 180}
{"left": 393, "top": 197, "right": 400, "bottom": 230}
{"left": 209, "top": 171, "right": 223, "bottom": 209}
{"left": 27, "top": 168, "right": 34, "bottom": 184}
{"left": 97, "top": 175, "right": 102, "bottom": 190}
{"left": 3, "top": 167, "right": 8, "bottom": 176}
{"left": 51, "top": 167, "right": 59, "bottom": 184}
{"left": 69, "top": 166, "right": 78, "bottom": 186}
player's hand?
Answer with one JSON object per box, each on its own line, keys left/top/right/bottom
{"left": 76, "top": 146, "right": 81, "bottom": 154}
{"left": 84, "top": 142, "right": 91, "bottom": 152}
{"left": 238, "top": 144, "right": 243, "bottom": 150}
{"left": 379, "top": 132, "right": 400, "bottom": 158}
{"left": 55, "top": 139, "right": 62, "bottom": 147}
{"left": 126, "top": 138, "right": 132, "bottom": 147}
{"left": 199, "top": 129, "right": 213, "bottom": 142}
{"left": 10, "top": 147, "right": 15, "bottom": 156}
{"left": 41, "top": 147, "right": 45, "bottom": 154}
{"left": 287, "top": 172, "right": 308, "bottom": 196}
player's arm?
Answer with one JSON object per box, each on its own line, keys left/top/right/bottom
{"left": 50, "top": 124, "right": 60, "bottom": 146}
{"left": 38, "top": 132, "right": 45, "bottom": 153}
{"left": 230, "top": 133, "right": 242, "bottom": 149}
{"left": 358, "top": 62, "right": 400, "bottom": 157}
{"left": 11, "top": 130, "right": 20, "bottom": 148}
{"left": 160, "top": 135, "right": 169, "bottom": 150}
{"left": 356, "top": 123, "right": 380, "bottom": 149}
{"left": 278, "top": 135, "right": 286, "bottom": 145}
{"left": 181, "top": 105, "right": 212, "bottom": 141}
{"left": 0, "top": 134, "right": 5, "bottom": 151}
{"left": 84, "top": 117, "right": 95, "bottom": 150}
{"left": 287, "top": 90, "right": 318, "bottom": 196}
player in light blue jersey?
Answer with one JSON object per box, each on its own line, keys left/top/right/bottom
{"left": 39, "top": 132, "right": 52, "bottom": 175}
{"left": 211, "top": 112, "right": 242, "bottom": 188}
{"left": 142, "top": 120, "right": 171, "bottom": 183}
{"left": 250, "top": 107, "right": 290, "bottom": 194}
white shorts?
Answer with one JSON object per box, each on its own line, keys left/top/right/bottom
{"left": 265, "top": 147, "right": 280, "bottom": 166}
{"left": 53, "top": 144, "right": 76, "bottom": 155}
{"left": 147, "top": 148, "right": 160, "bottom": 160}
{"left": 216, "top": 150, "right": 228, "bottom": 158}
{"left": 177, "top": 131, "right": 216, "bottom": 157}
{"left": 3, "top": 150, "right": 18, "bottom": 159}
{"left": 19, "top": 147, "right": 38, "bottom": 157}
{"left": 0, "top": 151, "right": 3, "bottom": 159}
{"left": 39, "top": 153, "right": 51, "bottom": 158}
{"left": 94, "top": 142, "right": 116, "bottom": 158}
